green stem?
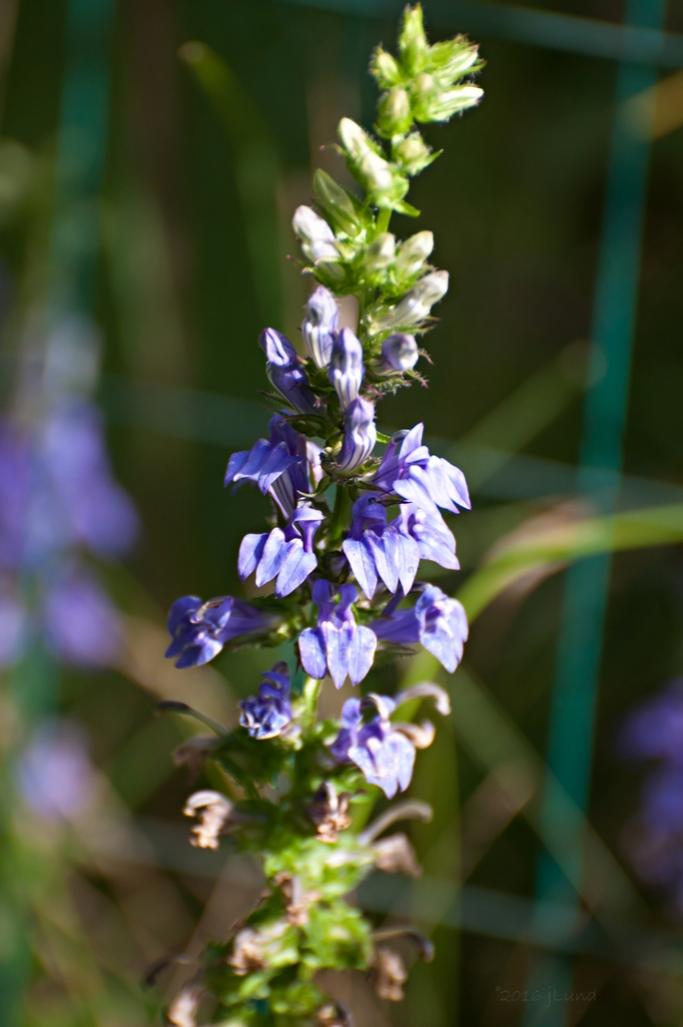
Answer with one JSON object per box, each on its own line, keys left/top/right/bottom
{"left": 375, "top": 207, "right": 392, "bottom": 235}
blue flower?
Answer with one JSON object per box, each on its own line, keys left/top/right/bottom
{"left": 43, "top": 567, "right": 121, "bottom": 667}
{"left": 225, "top": 414, "right": 322, "bottom": 518}
{"left": 373, "top": 583, "right": 468, "bottom": 673}
{"left": 330, "top": 695, "right": 415, "bottom": 799}
{"left": 337, "top": 398, "right": 377, "bottom": 473}
{"left": 619, "top": 680, "right": 683, "bottom": 766}
{"left": 342, "top": 496, "right": 419, "bottom": 599}
{"left": 165, "top": 595, "right": 276, "bottom": 669}
{"left": 298, "top": 580, "right": 377, "bottom": 688}
{"left": 238, "top": 502, "right": 324, "bottom": 597}
{"left": 373, "top": 423, "right": 470, "bottom": 516}
{"left": 259, "top": 328, "right": 317, "bottom": 414}
{"left": 329, "top": 328, "right": 364, "bottom": 408}
{"left": 240, "top": 663, "right": 293, "bottom": 739}
{"left": 301, "top": 286, "right": 339, "bottom": 369}
{"left": 397, "top": 503, "right": 459, "bottom": 572}
{"left": 379, "top": 333, "right": 419, "bottom": 372}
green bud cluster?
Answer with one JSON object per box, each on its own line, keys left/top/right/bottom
{"left": 291, "top": 4, "right": 483, "bottom": 354}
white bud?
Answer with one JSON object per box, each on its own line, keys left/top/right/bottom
{"left": 292, "top": 205, "right": 339, "bottom": 262}
{"left": 365, "top": 232, "right": 396, "bottom": 272}
{"left": 395, "top": 231, "right": 433, "bottom": 278}
{"left": 338, "top": 118, "right": 395, "bottom": 193}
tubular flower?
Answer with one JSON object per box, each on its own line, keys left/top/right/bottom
{"left": 337, "top": 398, "right": 377, "bottom": 473}
{"left": 165, "top": 595, "right": 276, "bottom": 669}
{"left": 298, "top": 580, "right": 377, "bottom": 688}
{"left": 238, "top": 502, "right": 324, "bottom": 597}
{"left": 225, "top": 414, "right": 321, "bottom": 518}
{"left": 330, "top": 695, "right": 416, "bottom": 799}
{"left": 372, "top": 583, "right": 468, "bottom": 673}
{"left": 240, "top": 663, "right": 293, "bottom": 740}
{"left": 329, "top": 328, "right": 364, "bottom": 408}
{"left": 259, "top": 328, "right": 317, "bottom": 414}
{"left": 372, "top": 422, "right": 470, "bottom": 515}
{"left": 301, "top": 286, "right": 339, "bottom": 368}
{"left": 342, "top": 496, "right": 419, "bottom": 599}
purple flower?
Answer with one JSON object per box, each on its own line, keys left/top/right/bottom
{"left": 17, "top": 718, "right": 95, "bottom": 820}
{"left": 238, "top": 502, "right": 324, "bottom": 597}
{"left": 259, "top": 328, "right": 317, "bottom": 414}
{"left": 379, "top": 333, "right": 419, "bottom": 372}
{"left": 329, "top": 328, "right": 364, "bottom": 408}
{"left": 373, "top": 583, "right": 468, "bottom": 673}
{"left": 166, "top": 594, "right": 276, "bottom": 669}
{"left": 0, "top": 403, "right": 138, "bottom": 570}
{"left": 40, "top": 403, "right": 139, "bottom": 558}
{"left": 373, "top": 423, "right": 470, "bottom": 516}
{"left": 240, "top": 663, "right": 293, "bottom": 739}
{"left": 43, "top": 568, "right": 122, "bottom": 667}
{"left": 619, "top": 680, "right": 683, "bottom": 767}
{"left": 337, "top": 398, "right": 377, "bottom": 473}
{"left": 397, "top": 503, "right": 459, "bottom": 572}
{"left": 298, "top": 580, "right": 377, "bottom": 688}
{"left": 301, "top": 286, "right": 339, "bottom": 368}
{"left": 330, "top": 695, "right": 415, "bottom": 798}
{"left": 342, "top": 496, "right": 419, "bottom": 599}
{"left": 225, "top": 414, "right": 321, "bottom": 518}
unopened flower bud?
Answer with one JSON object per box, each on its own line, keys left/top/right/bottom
{"left": 398, "top": 5, "right": 429, "bottom": 74}
{"left": 259, "top": 327, "right": 316, "bottom": 413}
{"left": 329, "top": 328, "right": 364, "bottom": 408}
{"left": 429, "top": 38, "right": 480, "bottom": 83}
{"left": 312, "top": 169, "right": 363, "bottom": 237}
{"left": 395, "top": 231, "right": 433, "bottom": 278}
{"left": 365, "top": 232, "right": 396, "bottom": 273}
{"left": 370, "top": 46, "right": 401, "bottom": 88}
{"left": 392, "top": 131, "right": 435, "bottom": 175}
{"left": 338, "top": 118, "right": 409, "bottom": 208}
{"left": 292, "top": 205, "right": 339, "bottom": 263}
{"left": 427, "top": 85, "right": 484, "bottom": 122}
{"left": 369, "top": 270, "right": 449, "bottom": 331}
{"left": 380, "top": 333, "right": 419, "bottom": 372}
{"left": 337, "top": 397, "right": 376, "bottom": 472}
{"left": 376, "top": 87, "right": 412, "bottom": 138}
{"left": 301, "top": 286, "right": 339, "bottom": 368}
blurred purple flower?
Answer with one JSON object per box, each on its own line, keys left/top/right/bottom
{"left": 0, "top": 402, "right": 138, "bottom": 570}
{"left": 619, "top": 679, "right": 683, "bottom": 766}
{"left": 43, "top": 568, "right": 121, "bottom": 666}
{"left": 372, "top": 423, "right": 470, "bottom": 516}
{"left": 298, "top": 580, "right": 377, "bottom": 688}
{"left": 166, "top": 594, "right": 277, "bottom": 669}
{"left": 17, "top": 719, "right": 94, "bottom": 820}
{"left": 238, "top": 502, "right": 324, "bottom": 597}
{"left": 330, "top": 695, "right": 415, "bottom": 798}
{"left": 373, "top": 583, "right": 468, "bottom": 673}
{"left": 240, "top": 663, "right": 293, "bottom": 740}
{"left": 259, "top": 328, "right": 317, "bottom": 414}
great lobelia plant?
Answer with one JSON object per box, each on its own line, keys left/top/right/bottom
{"left": 161, "top": 7, "right": 483, "bottom": 1024}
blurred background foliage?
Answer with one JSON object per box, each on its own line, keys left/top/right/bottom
{"left": 0, "top": 1, "right": 682, "bottom": 1025}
